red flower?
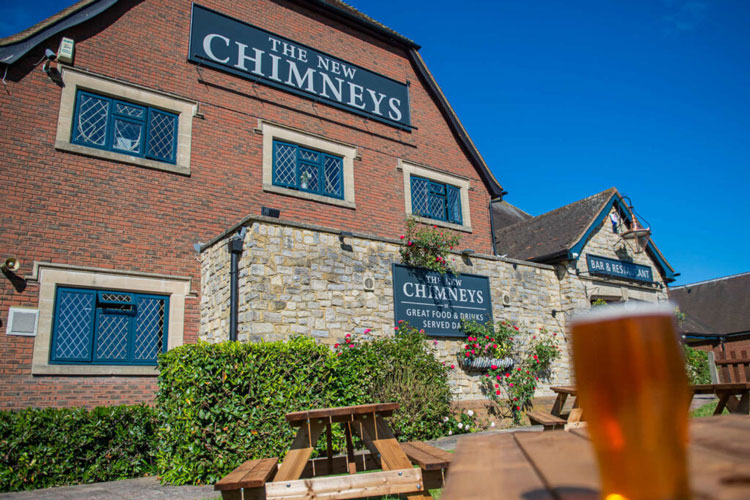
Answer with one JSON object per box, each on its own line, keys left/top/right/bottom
{"left": 535, "top": 376, "right": 539, "bottom": 381}
{"left": 364, "top": 328, "right": 371, "bottom": 334}
{"left": 345, "top": 333, "right": 351, "bottom": 338}
{"left": 398, "top": 320, "right": 403, "bottom": 324}
{"left": 505, "top": 373, "right": 510, "bottom": 378}
{"left": 485, "top": 373, "right": 489, "bottom": 377}
{"left": 532, "top": 335, "right": 536, "bottom": 339}
{"left": 496, "top": 390, "right": 501, "bottom": 395}
{"left": 509, "top": 383, "right": 514, "bottom": 387}
{"left": 407, "top": 241, "right": 413, "bottom": 246}
{"left": 465, "top": 352, "right": 471, "bottom": 357}
{"left": 493, "top": 344, "right": 497, "bottom": 348}
{"left": 474, "top": 344, "right": 479, "bottom": 348}
{"left": 450, "top": 364, "right": 455, "bottom": 369}
{"left": 491, "top": 364, "right": 497, "bottom": 370}
{"left": 533, "top": 355, "right": 538, "bottom": 360}
{"left": 495, "top": 384, "right": 499, "bottom": 388}
{"left": 513, "top": 397, "right": 518, "bottom": 401}
{"left": 433, "top": 225, "right": 438, "bottom": 229}
{"left": 394, "top": 327, "right": 399, "bottom": 331}
{"left": 553, "top": 332, "right": 557, "bottom": 336}
{"left": 471, "top": 350, "right": 476, "bottom": 354}
{"left": 334, "top": 343, "right": 339, "bottom": 348}
{"left": 513, "top": 326, "right": 519, "bottom": 331}
{"left": 485, "top": 335, "right": 489, "bottom": 340}
{"left": 400, "top": 235, "right": 405, "bottom": 239}
{"left": 349, "top": 344, "right": 354, "bottom": 348}
{"left": 516, "top": 406, "right": 521, "bottom": 411}
{"left": 496, "top": 375, "right": 501, "bottom": 380}
{"left": 517, "top": 367, "right": 522, "bottom": 371}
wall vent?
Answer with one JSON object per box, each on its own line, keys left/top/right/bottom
{"left": 6, "top": 307, "right": 39, "bottom": 336}
{"left": 502, "top": 293, "right": 512, "bottom": 306}
{"left": 363, "top": 273, "right": 375, "bottom": 291}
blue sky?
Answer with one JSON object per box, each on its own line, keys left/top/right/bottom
{"left": 2, "top": 1, "right": 748, "bottom": 286}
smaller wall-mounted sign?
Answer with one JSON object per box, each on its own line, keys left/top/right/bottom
{"left": 586, "top": 254, "right": 653, "bottom": 283}
{"left": 392, "top": 264, "right": 493, "bottom": 337}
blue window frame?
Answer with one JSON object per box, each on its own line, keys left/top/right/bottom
{"left": 72, "top": 90, "right": 178, "bottom": 164}
{"left": 272, "top": 140, "right": 344, "bottom": 199}
{"left": 411, "top": 176, "right": 463, "bottom": 224}
{"left": 50, "top": 287, "right": 169, "bottom": 366}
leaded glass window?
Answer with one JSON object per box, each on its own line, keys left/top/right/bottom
{"left": 272, "top": 140, "right": 344, "bottom": 199}
{"left": 72, "top": 90, "right": 178, "bottom": 164}
{"left": 51, "top": 287, "right": 168, "bottom": 366}
{"left": 410, "top": 175, "right": 463, "bottom": 224}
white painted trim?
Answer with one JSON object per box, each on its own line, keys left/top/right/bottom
{"left": 400, "top": 159, "right": 472, "bottom": 232}
{"left": 259, "top": 121, "right": 357, "bottom": 207}
{"left": 30, "top": 263, "right": 191, "bottom": 376}
{"left": 55, "top": 66, "right": 197, "bottom": 175}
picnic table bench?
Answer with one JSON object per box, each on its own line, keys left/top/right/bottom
{"left": 527, "top": 386, "right": 583, "bottom": 431}
{"left": 215, "top": 403, "right": 452, "bottom": 500}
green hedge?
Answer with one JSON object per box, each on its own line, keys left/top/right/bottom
{"left": 155, "top": 330, "right": 451, "bottom": 485}
{"left": 684, "top": 345, "right": 711, "bottom": 384}
{"left": 0, "top": 405, "right": 157, "bottom": 492}
{"left": 1, "top": 331, "right": 451, "bottom": 491}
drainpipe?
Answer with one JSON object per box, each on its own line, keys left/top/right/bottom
{"left": 489, "top": 198, "right": 500, "bottom": 256}
{"left": 228, "top": 228, "right": 247, "bottom": 342}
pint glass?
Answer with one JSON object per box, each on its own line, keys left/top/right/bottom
{"left": 570, "top": 303, "right": 691, "bottom": 500}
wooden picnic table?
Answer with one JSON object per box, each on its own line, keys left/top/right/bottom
{"left": 691, "top": 383, "right": 750, "bottom": 415}
{"left": 527, "top": 386, "right": 583, "bottom": 430}
{"left": 216, "top": 402, "right": 450, "bottom": 500}
{"left": 442, "top": 415, "right": 750, "bottom": 500}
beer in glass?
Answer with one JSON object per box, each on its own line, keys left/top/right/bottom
{"left": 570, "top": 302, "right": 691, "bottom": 500}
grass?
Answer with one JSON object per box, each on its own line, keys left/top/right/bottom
{"left": 691, "top": 401, "right": 728, "bottom": 417}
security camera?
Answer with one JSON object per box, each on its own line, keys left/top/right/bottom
{"left": 44, "top": 48, "right": 57, "bottom": 60}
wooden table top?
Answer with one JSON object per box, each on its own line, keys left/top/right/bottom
{"left": 442, "top": 415, "right": 750, "bottom": 500}
{"left": 284, "top": 402, "right": 400, "bottom": 425}
{"left": 550, "top": 385, "right": 577, "bottom": 395}
{"left": 691, "top": 383, "right": 750, "bottom": 394}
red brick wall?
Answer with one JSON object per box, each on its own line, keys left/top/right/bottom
{"left": 0, "top": 0, "right": 497, "bottom": 409}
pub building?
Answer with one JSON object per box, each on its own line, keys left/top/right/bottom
{"left": 0, "top": 0, "right": 676, "bottom": 411}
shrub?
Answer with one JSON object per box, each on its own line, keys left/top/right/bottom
{"left": 332, "top": 323, "right": 452, "bottom": 442}
{"left": 0, "top": 405, "right": 157, "bottom": 492}
{"left": 156, "top": 330, "right": 453, "bottom": 485}
{"left": 461, "top": 321, "right": 562, "bottom": 424}
{"left": 684, "top": 345, "right": 711, "bottom": 385}
{"left": 398, "top": 216, "right": 461, "bottom": 274}
{"left": 155, "top": 337, "right": 333, "bottom": 485}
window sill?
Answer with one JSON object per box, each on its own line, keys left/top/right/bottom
{"left": 413, "top": 215, "right": 472, "bottom": 233}
{"left": 56, "top": 140, "right": 190, "bottom": 176}
{"left": 263, "top": 183, "right": 356, "bottom": 209}
{"left": 32, "top": 364, "right": 158, "bottom": 376}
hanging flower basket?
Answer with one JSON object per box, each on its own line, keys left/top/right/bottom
{"left": 462, "top": 356, "right": 514, "bottom": 371}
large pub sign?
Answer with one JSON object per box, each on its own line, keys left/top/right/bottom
{"left": 188, "top": 4, "right": 412, "bottom": 129}
{"left": 392, "top": 264, "right": 493, "bottom": 337}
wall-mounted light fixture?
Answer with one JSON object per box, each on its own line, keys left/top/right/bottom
{"left": 619, "top": 196, "right": 651, "bottom": 254}
{"left": 461, "top": 249, "right": 475, "bottom": 255}
{"left": 339, "top": 231, "right": 353, "bottom": 252}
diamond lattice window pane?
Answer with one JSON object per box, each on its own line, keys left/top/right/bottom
{"left": 75, "top": 94, "right": 110, "bottom": 147}
{"left": 299, "top": 163, "right": 319, "bottom": 192}
{"left": 147, "top": 110, "right": 176, "bottom": 162}
{"left": 112, "top": 118, "right": 144, "bottom": 154}
{"left": 100, "top": 293, "right": 133, "bottom": 303}
{"left": 115, "top": 102, "right": 145, "bottom": 118}
{"left": 324, "top": 156, "right": 342, "bottom": 197}
{"left": 299, "top": 149, "right": 319, "bottom": 162}
{"left": 54, "top": 290, "right": 95, "bottom": 361}
{"left": 430, "top": 195, "right": 446, "bottom": 220}
{"left": 446, "top": 186, "right": 462, "bottom": 224}
{"left": 274, "top": 143, "right": 297, "bottom": 186}
{"left": 411, "top": 177, "right": 430, "bottom": 217}
{"left": 95, "top": 313, "right": 129, "bottom": 361}
{"left": 134, "top": 298, "right": 165, "bottom": 362}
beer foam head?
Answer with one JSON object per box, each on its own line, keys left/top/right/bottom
{"left": 570, "top": 301, "right": 676, "bottom": 326}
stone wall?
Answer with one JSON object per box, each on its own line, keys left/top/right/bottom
{"left": 200, "top": 218, "right": 570, "bottom": 400}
